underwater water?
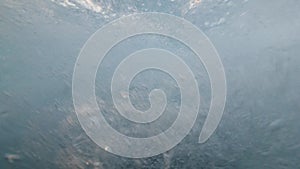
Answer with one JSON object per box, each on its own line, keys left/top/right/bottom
{"left": 1, "top": 0, "right": 300, "bottom": 168}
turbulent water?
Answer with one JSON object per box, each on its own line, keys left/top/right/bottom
{"left": 1, "top": 0, "right": 300, "bottom": 168}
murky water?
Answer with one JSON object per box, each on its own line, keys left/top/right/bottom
{"left": 1, "top": 0, "right": 300, "bottom": 168}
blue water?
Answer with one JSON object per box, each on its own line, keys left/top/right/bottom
{"left": 1, "top": 0, "right": 300, "bottom": 168}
